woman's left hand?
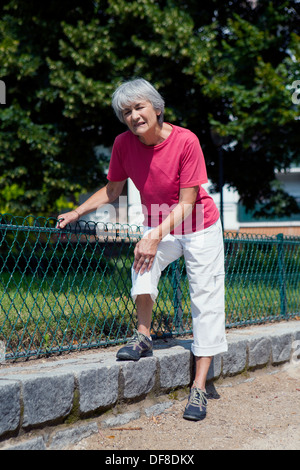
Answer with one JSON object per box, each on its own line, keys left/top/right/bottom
{"left": 133, "top": 235, "right": 160, "bottom": 274}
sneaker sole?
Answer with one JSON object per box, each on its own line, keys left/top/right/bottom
{"left": 183, "top": 411, "right": 206, "bottom": 421}
{"left": 116, "top": 350, "right": 153, "bottom": 361}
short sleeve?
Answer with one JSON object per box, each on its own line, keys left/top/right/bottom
{"left": 107, "top": 138, "right": 128, "bottom": 182}
{"left": 179, "top": 137, "right": 208, "bottom": 188}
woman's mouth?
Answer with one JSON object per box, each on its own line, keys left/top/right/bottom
{"left": 134, "top": 122, "right": 146, "bottom": 128}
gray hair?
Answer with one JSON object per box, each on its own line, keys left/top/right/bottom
{"left": 112, "top": 78, "right": 165, "bottom": 125}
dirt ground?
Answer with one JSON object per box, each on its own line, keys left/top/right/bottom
{"left": 67, "top": 361, "right": 300, "bottom": 451}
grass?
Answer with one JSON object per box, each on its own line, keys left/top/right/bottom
{"left": 1, "top": 268, "right": 299, "bottom": 359}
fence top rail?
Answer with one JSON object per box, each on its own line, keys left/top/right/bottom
{"left": 1, "top": 213, "right": 300, "bottom": 243}
{"left": 224, "top": 231, "right": 300, "bottom": 243}
{"left": 0, "top": 213, "right": 143, "bottom": 240}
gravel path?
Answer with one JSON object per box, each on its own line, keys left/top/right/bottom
{"left": 68, "top": 361, "right": 300, "bottom": 451}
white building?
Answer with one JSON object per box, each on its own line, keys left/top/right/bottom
{"left": 237, "top": 166, "right": 300, "bottom": 236}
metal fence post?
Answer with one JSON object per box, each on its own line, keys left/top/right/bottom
{"left": 277, "top": 233, "right": 287, "bottom": 318}
{"left": 171, "top": 261, "right": 184, "bottom": 333}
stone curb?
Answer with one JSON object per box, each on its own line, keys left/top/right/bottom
{"left": 0, "top": 320, "right": 299, "bottom": 450}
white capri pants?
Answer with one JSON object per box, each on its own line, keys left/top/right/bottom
{"left": 131, "top": 218, "right": 228, "bottom": 357}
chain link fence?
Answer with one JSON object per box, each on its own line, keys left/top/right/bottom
{"left": 0, "top": 213, "right": 299, "bottom": 360}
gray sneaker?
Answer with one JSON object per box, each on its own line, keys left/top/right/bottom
{"left": 116, "top": 330, "right": 153, "bottom": 361}
{"left": 183, "top": 387, "right": 208, "bottom": 421}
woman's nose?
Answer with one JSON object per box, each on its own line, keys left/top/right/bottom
{"left": 131, "top": 109, "right": 139, "bottom": 120}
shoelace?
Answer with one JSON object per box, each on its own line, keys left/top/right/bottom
{"left": 127, "top": 332, "right": 140, "bottom": 345}
{"left": 188, "top": 387, "right": 208, "bottom": 408}
{"left": 127, "top": 330, "right": 148, "bottom": 346}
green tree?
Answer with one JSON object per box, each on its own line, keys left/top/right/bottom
{"left": 0, "top": 0, "right": 107, "bottom": 215}
{"left": 0, "top": 0, "right": 299, "bottom": 217}
{"left": 191, "top": 3, "right": 300, "bottom": 216}
{"left": 113, "top": 0, "right": 299, "bottom": 216}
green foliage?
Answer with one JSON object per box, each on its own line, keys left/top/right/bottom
{"left": 0, "top": 0, "right": 299, "bottom": 216}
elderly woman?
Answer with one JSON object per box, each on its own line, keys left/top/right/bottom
{"left": 58, "top": 78, "right": 228, "bottom": 421}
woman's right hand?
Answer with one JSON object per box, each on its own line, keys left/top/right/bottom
{"left": 56, "top": 210, "right": 80, "bottom": 229}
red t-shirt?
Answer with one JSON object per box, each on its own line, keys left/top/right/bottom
{"left": 107, "top": 124, "right": 219, "bottom": 234}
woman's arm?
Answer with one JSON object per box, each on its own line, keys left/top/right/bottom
{"left": 133, "top": 186, "right": 199, "bottom": 274}
{"left": 56, "top": 180, "right": 127, "bottom": 229}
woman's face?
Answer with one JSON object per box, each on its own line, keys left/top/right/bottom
{"left": 122, "top": 100, "right": 161, "bottom": 143}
